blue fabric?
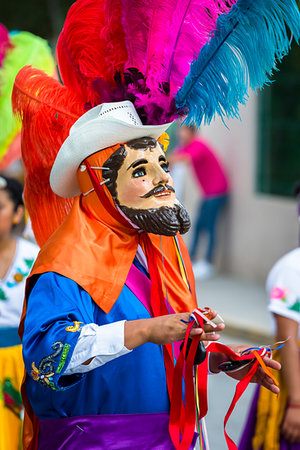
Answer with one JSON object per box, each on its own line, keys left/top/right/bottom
{"left": 0, "top": 327, "right": 21, "bottom": 347}
{"left": 190, "top": 194, "right": 228, "bottom": 262}
{"left": 23, "top": 271, "right": 169, "bottom": 419}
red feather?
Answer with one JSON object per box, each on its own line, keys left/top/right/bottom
{"left": 101, "top": 0, "right": 128, "bottom": 78}
{"left": 56, "top": 0, "right": 107, "bottom": 105}
{"left": 12, "top": 66, "right": 84, "bottom": 246}
{"left": 56, "top": 0, "right": 128, "bottom": 107}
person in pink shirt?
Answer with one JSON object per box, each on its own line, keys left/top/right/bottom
{"left": 171, "top": 125, "right": 229, "bottom": 276}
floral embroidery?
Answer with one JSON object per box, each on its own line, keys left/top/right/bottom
{"left": 65, "top": 321, "right": 83, "bottom": 332}
{"left": 56, "top": 344, "right": 71, "bottom": 374}
{"left": 270, "top": 287, "right": 287, "bottom": 301}
{"left": 13, "top": 272, "right": 24, "bottom": 283}
{"left": 31, "top": 341, "right": 64, "bottom": 389}
{"left": 24, "top": 258, "right": 35, "bottom": 269}
{"left": 271, "top": 286, "right": 300, "bottom": 313}
{"left": 6, "top": 258, "right": 35, "bottom": 288}
{"left": 0, "top": 287, "right": 7, "bottom": 301}
{"left": 288, "top": 299, "right": 300, "bottom": 313}
{"left": 1, "top": 378, "right": 23, "bottom": 418}
{"left": 31, "top": 361, "right": 54, "bottom": 386}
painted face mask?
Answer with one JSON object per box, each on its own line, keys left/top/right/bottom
{"left": 102, "top": 137, "right": 191, "bottom": 236}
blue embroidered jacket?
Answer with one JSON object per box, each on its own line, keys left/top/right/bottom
{"left": 23, "top": 270, "right": 169, "bottom": 419}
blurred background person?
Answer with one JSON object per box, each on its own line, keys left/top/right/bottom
{"left": 170, "top": 124, "right": 230, "bottom": 278}
{"left": 0, "top": 176, "right": 38, "bottom": 450}
{"left": 0, "top": 23, "right": 56, "bottom": 246}
{"left": 0, "top": 23, "right": 55, "bottom": 176}
{"left": 239, "top": 182, "right": 300, "bottom": 449}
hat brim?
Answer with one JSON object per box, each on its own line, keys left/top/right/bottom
{"left": 50, "top": 117, "right": 172, "bottom": 198}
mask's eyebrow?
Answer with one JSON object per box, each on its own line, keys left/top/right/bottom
{"left": 159, "top": 155, "right": 167, "bottom": 163}
{"left": 127, "top": 158, "right": 148, "bottom": 171}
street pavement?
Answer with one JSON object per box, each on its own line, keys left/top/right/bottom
{"left": 204, "top": 333, "right": 256, "bottom": 450}
{"left": 194, "top": 274, "right": 274, "bottom": 449}
{"left": 195, "top": 274, "right": 273, "bottom": 342}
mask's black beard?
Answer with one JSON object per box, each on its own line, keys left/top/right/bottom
{"left": 119, "top": 203, "right": 191, "bottom": 236}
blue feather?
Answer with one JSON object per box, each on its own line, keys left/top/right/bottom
{"left": 175, "top": 0, "right": 300, "bottom": 126}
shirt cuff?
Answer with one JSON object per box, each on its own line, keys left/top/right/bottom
{"left": 64, "top": 320, "right": 131, "bottom": 374}
{"left": 269, "top": 304, "right": 300, "bottom": 324}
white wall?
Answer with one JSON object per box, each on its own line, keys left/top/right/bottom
{"left": 180, "top": 92, "right": 298, "bottom": 283}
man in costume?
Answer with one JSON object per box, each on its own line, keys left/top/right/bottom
{"left": 18, "top": 101, "right": 279, "bottom": 450}
{"left": 13, "top": 0, "right": 299, "bottom": 448}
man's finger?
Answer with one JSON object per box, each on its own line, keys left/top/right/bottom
{"left": 261, "top": 378, "right": 280, "bottom": 394}
{"left": 262, "top": 356, "right": 281, "bottom": 370}
{"left": 203, "top": 323, "right": 225, "bottom": 333}
{"left": 202, "top": 332, "right": 220, "bottom": 341}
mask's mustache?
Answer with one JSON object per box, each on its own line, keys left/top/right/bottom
{"left": 140, "top": 184, "right": 175, "bottom": 199}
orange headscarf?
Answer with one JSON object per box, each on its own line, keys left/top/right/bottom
{"left": 19, "top": 145, "right": 197, "bottom": 450}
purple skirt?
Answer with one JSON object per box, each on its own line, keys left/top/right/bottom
{"left": 239, "top": 387, "right": 300, "bottom": 450}
{"left": 38, "top": 412, "right": 198, "bottom": 449}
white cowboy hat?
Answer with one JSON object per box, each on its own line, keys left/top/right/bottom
{"left": 50, "top": 100, "right": 173, "bottom": 198}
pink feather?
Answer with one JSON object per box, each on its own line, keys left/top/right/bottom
{"left": 145, "top": 0, "right": 237, "bottom": 96}
{"left": 120, "top": 0, "right": 153, "bottom": 73}
{"left": 144, "top": 1, "right": 178, "bottom": 87}
{"left": 0, "top": 24, "right": 12, "bottom": 68}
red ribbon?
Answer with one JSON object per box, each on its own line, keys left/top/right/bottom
{"left": 169, "top": 313, "right": 204, "bottom": 449}
{"left": 170, "top": 323, "right": 273, "bottom": 450}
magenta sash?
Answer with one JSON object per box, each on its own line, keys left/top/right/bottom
{"left": 125, "top": 263, "right": 181, "bottom": 360}
{"left": 125, "top": 262, "right": 177, "bottom": 316}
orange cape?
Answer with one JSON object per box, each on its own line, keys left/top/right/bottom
{"left": 19, "top": 148, "right": 197, "bottom": 449}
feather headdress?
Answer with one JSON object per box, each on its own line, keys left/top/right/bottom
{"left": 12, "top": 66, "right": 84, "bottom": 246}
{"left": 56, "top": 0, "right": 299, "bottom": 125}
{"left": 13, "top": 0, "right": 299, "bottom": 242}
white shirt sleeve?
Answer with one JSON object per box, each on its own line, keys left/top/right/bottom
{"left": 64, "top": 320, "right": 132, "bottom": 374}
{"left": 267, "top": 266, "right": 300, "bottom": 324}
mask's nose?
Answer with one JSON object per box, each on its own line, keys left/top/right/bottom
{"left": 152, "top": 165, "right": 169, "bottom": 186}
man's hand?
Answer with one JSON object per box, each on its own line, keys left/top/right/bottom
{"left": 281, "top": 406, "right": 300, "bottom": 443}
{"left": 146, "top": 311, "right": 224, "bottom": 345}
{"left": 209, "top": 344, "right": 281, "bottom": 394}
{"left": 124, "top": 311, "right": 225, "bottom": 350}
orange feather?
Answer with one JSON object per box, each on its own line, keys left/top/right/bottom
{"left": 12, "top": 66, "right": 85, "bottom": 246}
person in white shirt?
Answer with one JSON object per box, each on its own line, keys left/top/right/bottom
{"left": 0, "top": 175, "right": 39, "bottom": 450}
{"left": 240, "top": 183, "right": 300, "bottom": 449}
